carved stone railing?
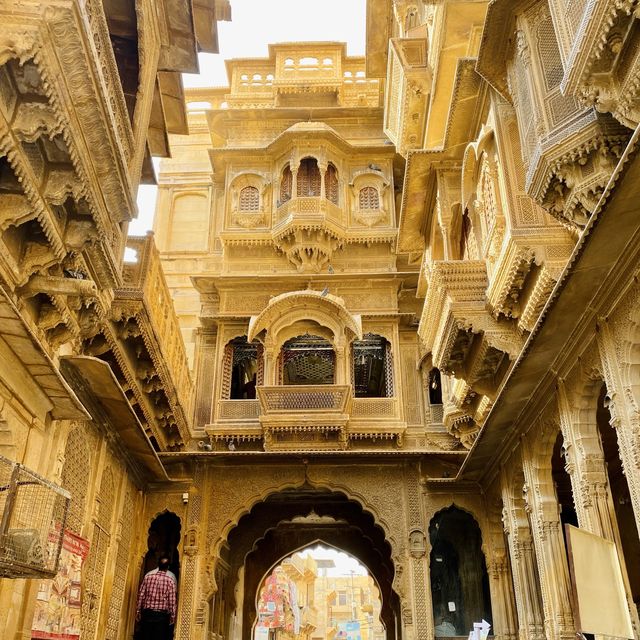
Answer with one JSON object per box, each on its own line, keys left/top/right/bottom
{"left": 275, "top": 196, "right": 342, "bottom": 225}
{"left": 384, "top": 37, "right": 431, "bottom": 156}
{"left": 216, "top": 399, "right": 261, "bottom": 421}
{"left": 258, "top": 385, "right": 351, "bottom": 412}
{"left": 351, "top": 397, "right": 398, "bottom": 419}
{"left": 119, "top": 234, "right": 194, "bottom": 423}
{"left": 258, "top": 385, "right": 352, "bottom": 450}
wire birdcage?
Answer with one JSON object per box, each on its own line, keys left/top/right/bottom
{"left": 0, "top": 454, "right": 70, "bottom": 578}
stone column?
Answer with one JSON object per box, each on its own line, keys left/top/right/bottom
{"left": 319, "top": 161, "right": 328, "bottom": 200}
{"left": 262, "top": 339, "right": 277, "bottom": 385}
{"left": 504, "top": 524, "right": 545, "bottom": 640}
{"left": 597, "top": 321, "right": 640, "bottom": 539}
{"left": 522, "top": 455, "right": 575, "bottom": 640}
{"left": 178, "top": 464, "right": 204, "bottom": 640}
{"left": 334, "top": 338, "right": 346, "bottom": 385}
{"left": 486, "top": 547, "right": 518, "bottom": 640}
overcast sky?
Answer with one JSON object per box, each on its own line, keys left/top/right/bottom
{"left": 130, "top": 0, "right": 366, "bottom": 237}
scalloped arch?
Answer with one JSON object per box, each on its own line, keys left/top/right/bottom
{"left": 248, "top": 290, "right": 362, "bottom": 345}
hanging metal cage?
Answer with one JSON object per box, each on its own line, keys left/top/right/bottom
{"left": 0, "top": 454, "right": 70, "bottom": 579}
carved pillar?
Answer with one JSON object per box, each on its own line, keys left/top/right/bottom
{"left": 513, "top": 535, "right": 545, "bottom": 640}
{"left": 334, "top": 338, "right": 346, "bottom": 385}
{"left": 501, "top": 465, "right": 545, "bottom": 640}
{"left": 291, "top": 167, "right": 299, "bottom": 199}
{"left": 522, "top": 453, "right": 575, "bottom": 640}
{"left": 597, "top": 321, "right": 640, "bottom": 540}
{"left": 486, "top": 547, "right": 518, "bottom": 640}
{"left": 178, "top": 464, "right": 204, "bottom": 640}
{"left": 262, "top": 340, "right": 277, "bottom": 385}
{"left": 319, "top": 161, "right": 328, "bottom": 200}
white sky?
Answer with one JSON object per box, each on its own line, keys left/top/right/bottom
{"left": 130, "top": 0, "right": 367, "bottom": 237}
{"left": 297, "top": 544, "right": 369, "bottom": 577}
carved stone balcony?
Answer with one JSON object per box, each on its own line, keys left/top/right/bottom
{"left": 486, "top": 229, "right": 573, "bottom": 331}
{"left": 477, "top": 1, "right": 631, "bottom": 232}
{"left": 384, "top": 37, "right": 431, "bottom": 156}
{"left": 258, "top": 385, "right": 352, "bottom": 450}
{"left": 81, "top": 234, "right": 194, "bottom": 450}
{"left": 273, "top": 197, "right": 345, "bottom": 272}
{"left": 207, "top": 393, "right": 406, "bottom": 449}
{"left": 552, "top": 0, "right": 640, "bottom": 129}
{"left": 419, "top": 260, "right": 524, "bottom": 399}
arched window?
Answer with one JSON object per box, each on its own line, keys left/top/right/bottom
{"left": 428, "top": 368, "right": 442, "bottom": 405}
{"left": 280, "top": 165, "right": 292, "bottom": 204}
{"left": 280, "top": 334, "right": 335, "bottom": 385}
{"left": 359, "top": 186, "right": 380, "bottom": 211}
{"left": 223, "top": 336, "right": 263, "bottom": 399}
{"left": 326, "top": 163, "right": 339, "bottom": 204}
{"left": 351, "top": 333, "right": 393, "bottom": 397}
{"left": 239, "top": 186, "right": 260, "bottom": 212}
{"left": 430, "top": 507, "right": 492, "bottom": 636}
{"left": 297, "top": 158, "right": 321, "bottom": 197}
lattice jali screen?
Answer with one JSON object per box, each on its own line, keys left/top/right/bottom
{"left": 81, "top": 468, "right": 115, "bottom": 640}
{"left": 351, "top": 398, "right": 396, "bottom": 418}
{"left": 239, "top": 186, "right": 260, "bottom": 212}
{"left": 326, "top": 164, "right": 339, "bottom": 204}
{"left": 359, "top": 186, "right": 380, "bottom": 210}
{"left": 218, "top": 399, "right": 261, "bottom": 419}
{"left": 565, "top": 0, "right": 587, "bottom": 40}
{"left": 297, "top": 158, "right": 321, "bottom": 197}
{"left": 262, "top": 388, "right": 346, "bottom": 411}
{"left": 104, "top": 488, "right": 134, "bottom": 640}
{"left": 0, "top": 455, "right": 70, "bottom": 578}
{"left": 61, "top": 426, "right": 91, "bottom": 535}
{"left": 280, "top": 165, "right": 292, "bottom": 204}
{"left": 430, "top": 404, "right": 444, "bottom": 424}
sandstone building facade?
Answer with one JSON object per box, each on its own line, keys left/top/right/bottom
{"left": 1, "top": 1, "right": 640, "bottom": 640}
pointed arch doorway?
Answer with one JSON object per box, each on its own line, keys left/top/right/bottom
{"left": 208, "top": 488, "right": 401, "bottom": 640}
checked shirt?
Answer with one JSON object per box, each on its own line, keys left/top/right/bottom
{"left": 137, "top": 570, "right": 177, "bottom": 624}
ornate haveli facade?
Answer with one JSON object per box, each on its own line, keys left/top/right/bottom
{"left": 1, "top": 0, "right": 640, "bottom": 639}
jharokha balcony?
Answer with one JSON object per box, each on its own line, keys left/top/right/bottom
{"left": 206, "top": 296, "right": 406, "bottom": 450}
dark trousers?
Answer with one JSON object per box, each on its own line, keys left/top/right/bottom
{"left": 139, "top": 609, "right": 171, "bottom": 640}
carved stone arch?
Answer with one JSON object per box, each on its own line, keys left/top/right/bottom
{"left": 203, "top": 470, "right": 404, "bottom": 600}
{"left": 248, "top": 290, "right": 362, "bottom": 346}
{"left": 427, "top": 502, "right": 495, "bottom": 635}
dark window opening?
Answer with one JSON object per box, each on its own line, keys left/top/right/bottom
{"left": 352, "top": 334, "right": 393, "bottom": 397}
{"left": 428, "top": 368, "right": 443, "bottom": 405}
{"left": 281, "top": 334, "right": 335, "bottom": 385}
{"left": 228, "top": 336, "right": 261, "bottom": 399}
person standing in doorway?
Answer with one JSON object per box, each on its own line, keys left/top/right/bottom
{"left": 136, "top": 556, "right": 177, "bottom": 640}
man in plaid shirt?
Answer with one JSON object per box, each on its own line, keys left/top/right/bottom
{"left": 136, "top": 557, "right": 177, "bottom": 640}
